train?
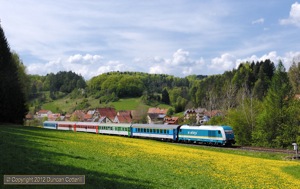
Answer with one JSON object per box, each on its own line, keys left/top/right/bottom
{"left": 43, "top": 121, "right": 236, "bottom": 146}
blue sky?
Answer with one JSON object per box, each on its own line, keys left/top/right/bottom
{"left": 1, "top": 0, "right": 300, "bottom": 79}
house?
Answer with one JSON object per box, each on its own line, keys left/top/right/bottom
{"left": 48, "top": 113, "right": 61, "bottom": 121}
{"left": 147, "top": 107, "right": 168, "bottom": 124}
{"left": 25, "top": 113, "right": 34, "bottom": 120}
{"left": 36, "top": 109, "right": 52, "bottom": 118}
{"left": 84, "top": 110, "right": 97, "bottom": 122}
{"left": 114, "top": 110, "right": 132, "bottom": 123}
{"left": 294, "top": 94, "right": 300, "bottom": 100}
{"left": 96, "top": 107, "right": 117, "bottom": 123}
{"left": 72, "top": 110, "right": 85, "bottom": 121}
{"left": 64, "top": 114, "right": 71, "bottom": 121}
{"left": 204, "top": 110, "right": 223, "bottom": 118}
{"left": 164, "top": 116, "right": 179, "bottom": 125}
{"left": 184, "top": 108, "right": 207, "bottom": 124}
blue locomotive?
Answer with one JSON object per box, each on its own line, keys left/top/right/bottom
{"left": 43, "top": 121, "right": 235, "bottom": 146}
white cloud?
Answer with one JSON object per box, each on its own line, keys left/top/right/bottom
{"left": 146, "top": 49, "right": 205, "bottom": 76}
{"left": 27, "top": 54, "right": 125, "bottom": 79}
{"left": 68, "top": 54, "right": 103, "bottom": 64}
{"left": 235, "top": 51, "right": 300, "bottom": 71}
{"left": 280, "top": 2, "right": 300, "bottom": 27}
{"left": 235, "top": 51, "right": 279, "bottom": 68}
{"left": 252, "top": 18, "right": 264, "bottom": 24}
{"left": 210, "top": 53, "right": 236, "bottom": 71}
{"left": 26, "top": 50, "right": 300, "bottom": 80}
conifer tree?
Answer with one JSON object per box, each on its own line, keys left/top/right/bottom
{"left": 0, "top": 23, "right": 27, "bottom": 124}
{"left": 161, "top": 88, "right": 170, "bottom": 105}
{"left": 253, "top": 61, "right": 292, "bottom": 147}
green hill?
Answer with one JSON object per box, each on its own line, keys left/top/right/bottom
{"left": 41, "top": 95, "right": 173, "bottom": 113}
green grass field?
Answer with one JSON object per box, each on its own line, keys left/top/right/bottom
{"left": 1, "top": 125, "right": 299, "bottom": 189}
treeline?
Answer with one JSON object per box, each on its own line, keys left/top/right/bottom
{"left": 29, "top": 71, "right": 86, "bottom": 99}
{"left": 87, "top": 71, "right": 193, "bottom": 108}
{"left": 0, "top": 24, "right": 28, "bottom": 124}
{"left": 190, "top": 60, "right": 300, "bottom": 148}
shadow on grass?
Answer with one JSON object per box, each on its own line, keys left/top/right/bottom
{"left": 0, "top": 126, "right": 153, "bottom": 189}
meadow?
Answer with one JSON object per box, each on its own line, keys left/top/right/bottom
{"left": 1, "top": 125, "right": 299, "bottom": 189}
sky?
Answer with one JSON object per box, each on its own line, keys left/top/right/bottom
{"left": 1, "top": 0, "right": 300, "bottom": 79}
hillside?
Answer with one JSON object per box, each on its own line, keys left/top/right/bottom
{"left": 39, "top": 93, "right": 173, "bottom": 114}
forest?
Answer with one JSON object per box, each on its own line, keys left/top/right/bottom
{"left": 1, "top": 22, "right": 300, "bottom": 148}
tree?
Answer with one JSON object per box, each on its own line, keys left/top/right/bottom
{"left": 227, "top": 98, "right": 262, "bottom": 145}
{"left": 253, "top": 64, "right": 270, "bottom": 100}
{"left": 288, "top": 61, "right": 300, "bottom": 93}
{"left": 0, "top": 23, "right": 27, "bottom": 124}
{"left": 161, "top": 88, "right": 170, "bottom": 104}
{"left": 252, "top": 61, "right": 292, "bottom": 147}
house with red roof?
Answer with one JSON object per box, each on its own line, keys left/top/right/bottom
{"left": 36, "top": 109, "right": 52, "bottom": 118}
{"left": 147, "top": 107, "right": 168, "bottom": 124}
{"left": 48, "top": 113, "right": 61, "bottom": 121}
{"left": 164, "top": 116, "right": 179, "bottom": 125}
{"left": 114, "top": 110, "right": 132, "bottom": 123}
{"left": 72, "top": 110, "right": 85, "bottom": 121}
{"left": 184, "top": 108, "right": 206, "bottom": 124}
{"left": 96, "top": 107, "right": 117, "bottom": 123}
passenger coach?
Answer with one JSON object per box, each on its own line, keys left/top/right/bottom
{"left": 98, "top": 123, "right": 131, "bottom": 136}
{"left": 131, "top": 124, "right": 179, "bottom": 141}
{"left": 43, "top": 121, "right": 57, "bottom": 129}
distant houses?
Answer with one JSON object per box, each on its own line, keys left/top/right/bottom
{"left": 28, "top": 106, "right": 179, "bottom": 125}
{"left": 184, "top": 108, "right": 223, "bottom": 124}
{"left": 27, "top": 106, "right": 221, "bottom": 125}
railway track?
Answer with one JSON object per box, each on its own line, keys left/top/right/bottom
{"left": 174, "top": 142, "right": 295, "bottom": 154}
{"left": 237, "top": 146, "right": 295, "bottom": 154}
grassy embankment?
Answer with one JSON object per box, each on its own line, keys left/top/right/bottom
{"left": 1, "top": 125, "right": 300, "bottom": 189}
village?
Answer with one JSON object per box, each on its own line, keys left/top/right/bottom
{"left": 25, "top": 107, "right": 223, "bottom": 125}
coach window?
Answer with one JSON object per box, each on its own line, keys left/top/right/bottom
{"left": 218, "top": 130, "right": 221, "bottom": 135}
{"left": 150, "top": 129, "right": 152, "bottom": 133}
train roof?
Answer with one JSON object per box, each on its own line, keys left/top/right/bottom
{"left": 180, "top": 125, "right": 233, "bottom": 130}
{"left": 132, "top": 124, "right": 179, "bottom": 129}
{"left": 75, "top": 122, "right": 100, "bottom": 126}
{"left": 98, "top": 123, "right": 131, "bottom": 127}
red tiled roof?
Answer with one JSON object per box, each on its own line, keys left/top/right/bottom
{"left": 116, "top": 114, "right": 132, "bottom": 123}
{"left": 96, "top": 108, "right": 117, "bottom": 120}
{"left": 25, "top": 113, "right": 33, "bottom": 119}
{"left": 148, "top": 108, "right": 168, "bottom": 114}
{"left": 164, "top": 116, "right": 179, "bottom": 124}
{"left": 72, "top": 110, "right": 85, "bottom": 121}
{"left": 204, "top": 110, "right": 223, "bottom": 117}
{"left": 38, "top": 109, "right": 50, "bottom": 114}
{"left": 84, "top": 114, "right": 93, "bottom": 119}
